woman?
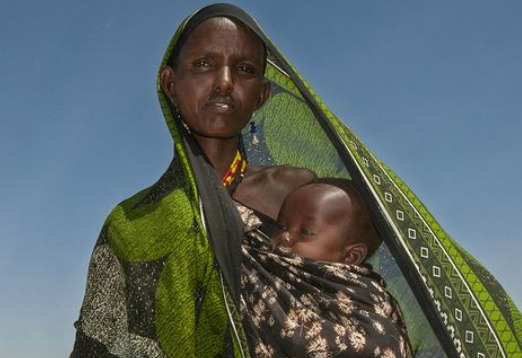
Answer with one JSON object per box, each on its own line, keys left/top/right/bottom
{"left": 71, "top": 5, "right": 314, "bottom": 358}
{"left": 71, "top": 4, "right": 522, "bottom": 358}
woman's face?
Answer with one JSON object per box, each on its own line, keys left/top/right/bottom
{"left": 165, "top": 17, "right": 270, "bottom": 139}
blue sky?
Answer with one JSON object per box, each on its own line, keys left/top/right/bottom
{"left": 1, "top": 1, "right": 521, "bottom": 357}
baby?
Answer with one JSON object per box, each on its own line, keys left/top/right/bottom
{"left": 270, "top": 178, "right": 381, "bottom": 266}
{"left": 240, "top": 178, "right": 413, "bottom": 358}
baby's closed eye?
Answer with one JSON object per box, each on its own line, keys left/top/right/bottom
{"left": 299, "top": 228, "right": 316, "bottom": 236}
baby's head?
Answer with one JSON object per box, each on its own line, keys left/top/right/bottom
{"left": 271, "top": 178, "right": 381, "bottom": 265}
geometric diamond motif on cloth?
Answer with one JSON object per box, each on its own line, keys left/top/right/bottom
{"left": 384, "top": 192, "right": 393, "bottom": 203}
{"left": 455, "top": 308, "right": 463, "bottom": 321}
{"left": 441, "top": 311, "right": 449, "bottom": 325}
{"left": 396, "top": 210, "right": 404, "bottom": 221}
{"left": 420, "top": 247, "right": 429, "bottom": 258}
{"left": 432, "top": 266, "right": 441, "bottom": 277}
{"left": 447, "top": 325, "right": 455, "bottom": 338}
{"left": 408, "top": 228, "right": 416, "bottom": 240}
{"left": 465, "top": 330, "right": 474, "bottom": 343}
{"left": 453, "top": 338, "right": 462, "bottom": 353}
{"left": 373, "top": 174, "right": 381, "bottom": 185}
{"left": 445, "top": 286, "right": 453, "bottom": 299}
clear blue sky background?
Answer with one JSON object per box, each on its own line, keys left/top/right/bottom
{"left": 1, "top": 1, "right": 521, "bottom": 357}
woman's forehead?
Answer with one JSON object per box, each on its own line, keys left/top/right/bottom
{"left": 188, "top": 17, "right": 241, "bottom": 36}
{"left": 168, "top": 14, "right": 267, "bottom": 70}
{"left": 181, "top": 17, "right": 262, "bottom": 53}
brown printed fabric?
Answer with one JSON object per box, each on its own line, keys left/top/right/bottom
{"left": 240, "top": 231, "right": 413, "bottom": 358}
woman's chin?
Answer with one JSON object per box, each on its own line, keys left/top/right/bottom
{"left": 191, "top": 128, "right": 241, "bottom": 141}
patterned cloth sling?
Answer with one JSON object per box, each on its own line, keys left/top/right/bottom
{"left": 240, "top": 229, "right": 413, "bottom": 358}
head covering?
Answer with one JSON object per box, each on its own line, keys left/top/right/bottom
{"left": 72, "top": 4, "right": 522, "bottom": 358}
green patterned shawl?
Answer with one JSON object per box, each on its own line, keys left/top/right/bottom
{"left": 71, "top": 4, "right": 521, "bottom": 358}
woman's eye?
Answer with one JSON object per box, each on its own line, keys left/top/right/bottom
{"left": 237, "top": 64, "right": 255, "bottom": 74}
{"left": 193, "top": 59, "right": 211, "bottom": 68}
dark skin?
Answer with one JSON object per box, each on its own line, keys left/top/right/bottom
{"left": 160, "top": 17, "right": 315, "bottom": 219}
{"left": 271, "top": 183, "right": 369, "bottom": 265}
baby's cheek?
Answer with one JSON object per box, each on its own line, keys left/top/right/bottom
{"left": 292, "top": 243, "right": 326, "bottom": 261}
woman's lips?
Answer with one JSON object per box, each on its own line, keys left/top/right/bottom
{"left": 209, "top": 102, "right": 231, "bottom": 110}
{"left": 205, "top": 98, "right": 235, "bottom": 111}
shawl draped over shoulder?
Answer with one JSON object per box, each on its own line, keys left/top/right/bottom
{"left": 71, "top": 3, "right": 522, "bottom": 358}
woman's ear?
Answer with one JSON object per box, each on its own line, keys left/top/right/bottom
{"left": 343, "top": 242, "right": 368, "bottom": 266}
{"left": 255, "top": 80, "right": 271, "bottom": 109}
{"left": 160, "top": 65, "right": 177, "bottom": 105}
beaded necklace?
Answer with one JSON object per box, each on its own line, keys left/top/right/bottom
{"left": 221, "top": 149, "right": 247, "bottom": 194}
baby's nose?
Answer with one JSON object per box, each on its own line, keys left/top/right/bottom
{"left": 276, "top": 231, "right": 293, "bottom": 247}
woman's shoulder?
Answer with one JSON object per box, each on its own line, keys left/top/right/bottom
{"left": 105, "top": 158, "right": 193, "bottom": 229}
{"left": 106, "top": 185, "right": 192, "bottom": 224}
{"left": 102, "top": 184, "right": 194, "bottom": 251}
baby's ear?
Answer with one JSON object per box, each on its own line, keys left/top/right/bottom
{"left": 343, "top": 242, "right": 368, "bottom": 266}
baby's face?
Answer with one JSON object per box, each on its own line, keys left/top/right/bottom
{"left": 271, "top": 183, "right": 359, "bottom": 263}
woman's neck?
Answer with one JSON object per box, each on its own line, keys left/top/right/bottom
{"left": 194, "top": 135, "right": 239, "bottom": 178}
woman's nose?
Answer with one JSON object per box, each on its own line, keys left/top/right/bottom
{"left": 213, "top": 66, "right": 233, "bottom": 94}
